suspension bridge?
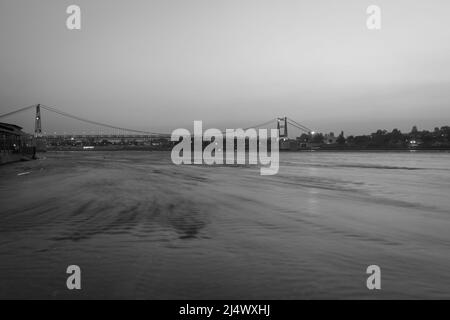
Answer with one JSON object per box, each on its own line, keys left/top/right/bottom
{"left": 0, "top": 104, "right": 314, "bottom": 149}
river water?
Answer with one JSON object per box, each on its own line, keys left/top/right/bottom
{"left": 0, "top": 151, "right": 449, "bottom": 299}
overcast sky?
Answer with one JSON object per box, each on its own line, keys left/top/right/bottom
{"left": 0, "top": 0, "right": 449, "bottom": 135}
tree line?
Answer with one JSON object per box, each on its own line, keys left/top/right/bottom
{"left": 297, "top": 126, "right": 450, "bottom": 149}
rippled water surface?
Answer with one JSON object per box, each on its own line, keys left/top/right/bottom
{"left": 0, "top": 151, "right": 449, "bottom": 299}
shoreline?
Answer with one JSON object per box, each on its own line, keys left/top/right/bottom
{"left": 44, "top": 147, "right": 450, "bottom": 153}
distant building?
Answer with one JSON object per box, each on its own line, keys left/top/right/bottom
{"left": 0, "top": 122, "right": 35, "bottom": 164}
{"left": 279, "top": 137, "right": 291, "bottom": 150}
{"left": 407, "top": 139, "right": 422, "bottom": 148}
{"left": 0, "top": 122, "right": 27, "bottom": 150}
{"left": 324, "top": 132, "right": 337, "bottom": 144}
{"left": 0, "top": 122, "right": 23, "bottom": 134}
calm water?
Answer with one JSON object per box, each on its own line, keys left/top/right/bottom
{"left": 0, "top": 151, "right": 449, "bottom": 299}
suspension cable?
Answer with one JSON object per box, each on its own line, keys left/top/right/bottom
{"left": 41, "top": 104, "right": 169, "bottom": 136}
{"left": 218, "top": 118, "right": 276, "bottom": 134}
{"left": 287, "top": 121, "right": 312, "bottom": 134}
{"left": 287, "top": 118, "right": 313, "bottom": 133}
{"left": 0, "top": 104, "right": 37, "bottom": 119}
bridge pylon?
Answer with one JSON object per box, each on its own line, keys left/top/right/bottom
{"left": 277, "top": 116, "right": 288, "bottom": 138}
{"left": 35, "top": 104, "right": 42, "bottom": 138}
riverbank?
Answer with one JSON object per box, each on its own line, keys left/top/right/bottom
{"left": 45, "top": 145, "right": 450, "bottom": 153}
{"left": 0, "top": 151, "right": 35, "bottom": 165}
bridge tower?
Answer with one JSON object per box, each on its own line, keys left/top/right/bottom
{"left": 35, "top": 104, "right": 42, "bottom": 138}
{"left": 277, "top": 116, "right": 288, "bottom": 138}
